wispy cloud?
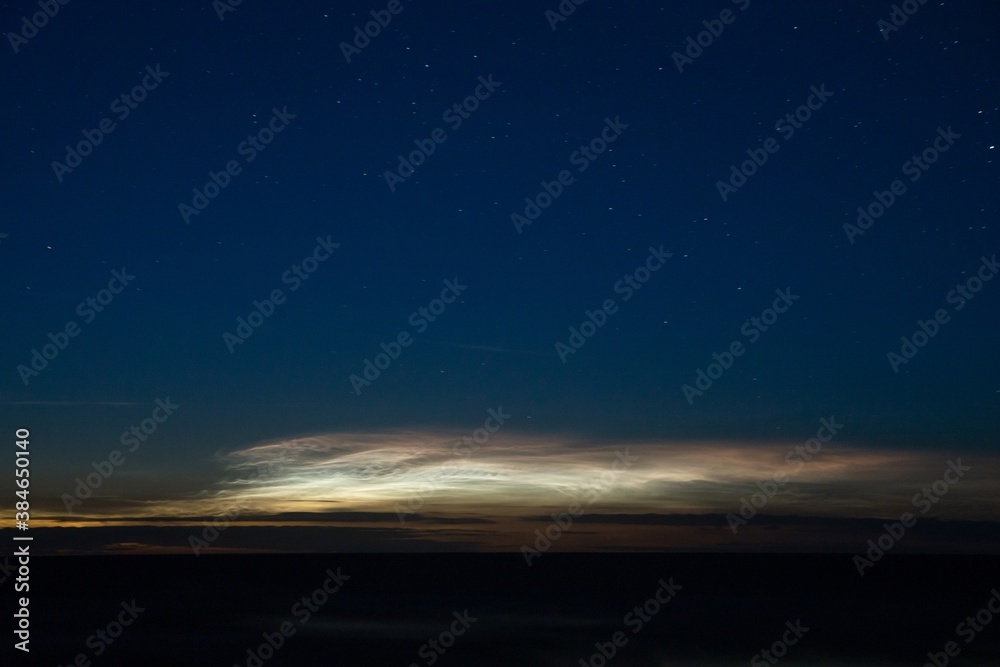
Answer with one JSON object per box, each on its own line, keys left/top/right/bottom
{"left": 54, "top": 430, "right": 1000, "bottom": 528}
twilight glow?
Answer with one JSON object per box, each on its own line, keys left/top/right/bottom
{"left": 31, "top": 428, "right": 1000, "bottom": 554}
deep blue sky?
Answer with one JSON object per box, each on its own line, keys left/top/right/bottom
{"left": 2, "top": 0, "right": 998, "bottom": 493}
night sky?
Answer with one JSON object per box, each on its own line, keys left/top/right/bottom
{"left": 2, "top": 0, "right": 999, "bottom": 555}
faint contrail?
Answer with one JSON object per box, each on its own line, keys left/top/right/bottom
{"left": 0, "top": 401, "right": 144, "bottom": 406}
{"left": 444, "top": 343, "right": 549, "bottom": 356}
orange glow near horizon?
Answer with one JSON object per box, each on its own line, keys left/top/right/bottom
{"left": 31, "top": 430, "right": 1000, "bottom": 528}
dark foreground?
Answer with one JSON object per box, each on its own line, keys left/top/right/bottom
{"left": 10, "top": 554, "right": 1000, "bottom": 666}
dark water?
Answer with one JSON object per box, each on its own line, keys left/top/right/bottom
{"left": 15, "top": 554, "right": 1000, "bottom": 666}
